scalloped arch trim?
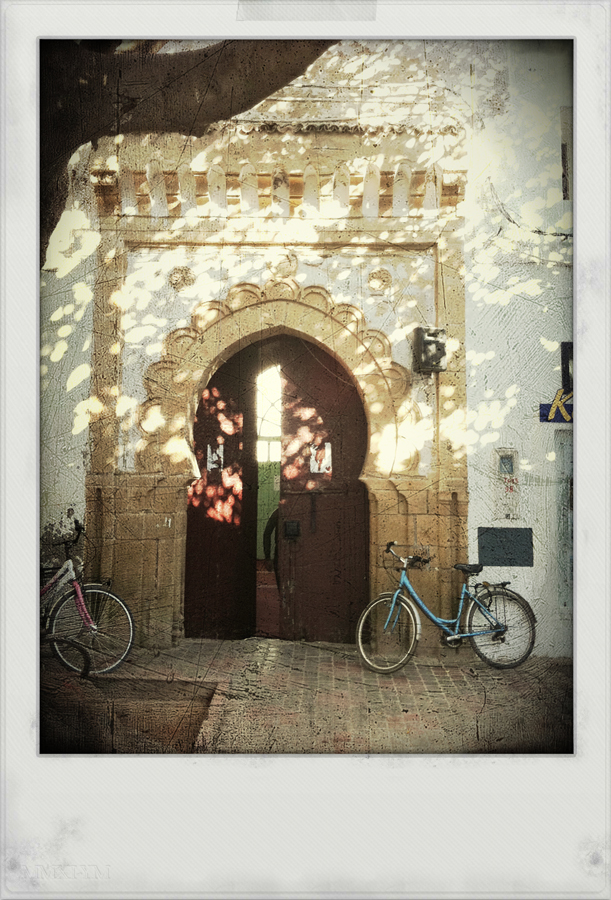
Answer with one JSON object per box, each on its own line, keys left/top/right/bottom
{"left": 135, "top": 281, "right": 421, "bottom": 479}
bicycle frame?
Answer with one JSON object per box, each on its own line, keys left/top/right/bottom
{"left": 40, "top": 559, "right": 95, "bottom": 629}
{"left": 388, "top": 568, "right": 506, "bottom": 641}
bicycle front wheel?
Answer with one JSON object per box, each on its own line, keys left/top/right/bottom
{"left": 48, "top": 584, "right": 134, "bottom": 675}
{"left": 356, "top": 594, "right": 418, "bottom": 673}
{"left": 467, "top": 589, "right": 535, "bottom": 669}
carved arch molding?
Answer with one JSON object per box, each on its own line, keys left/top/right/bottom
{"left": 135, "top": 278, "right": 422, "bottom": 483}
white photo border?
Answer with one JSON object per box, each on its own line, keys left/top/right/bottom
{"left": 1, "top": 2, "right": 609, "bottom": 897}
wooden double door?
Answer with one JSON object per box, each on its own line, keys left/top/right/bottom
{"left": 184, "top": 335, "right": 369, "bottom": 643}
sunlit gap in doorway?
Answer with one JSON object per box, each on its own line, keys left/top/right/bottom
{"left": 256, "top": 365, "right": 282, "bottom": 462}
{"left": 256, "top": 365, "right": 281, "bottom": 561}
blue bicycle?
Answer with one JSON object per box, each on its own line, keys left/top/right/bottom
{"left": 356, "top": 541, "right": 536, "bottom": 673}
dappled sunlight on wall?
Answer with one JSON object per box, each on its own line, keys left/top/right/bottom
{"left": 40, "top": 170, "right": 101, "bottom": 518}
{"left": 460, "top": 42, "right": 572, "bottom": 478}
{"left": 40, "top": 280, "right": 94, "bottom": 380}
{"left": 43, "top": 208, "right": 101, "bottom": 279}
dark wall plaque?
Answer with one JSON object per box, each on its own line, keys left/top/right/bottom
{"left": 478, "top": 527, "right": 533, "bottom": 566}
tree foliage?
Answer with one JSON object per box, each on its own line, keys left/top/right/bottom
{"left": 40, "top": 39, "right": 334, "bottom": 266}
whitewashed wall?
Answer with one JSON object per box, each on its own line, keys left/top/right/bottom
{"left": 463, "top": 41, "right": 573, "bottom": 656}
{"left": 40, "top": 143, "right": 100, "bottom": 531}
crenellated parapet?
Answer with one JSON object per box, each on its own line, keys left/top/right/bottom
{"left": 90, "top": 128, "right": 465, "bottom": 223}
{"left": 93, "top": 162, "right": 464, "bottom": 220}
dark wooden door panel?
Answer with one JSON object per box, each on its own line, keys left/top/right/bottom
{"left": 183, "top": 348, "right": 258, "bottom": 638}
{"left": 278, "top": 339, "right": 369, "bottom": 642}
{"left": 279, "top": 486, "right": 368, "bottom": 642}
{"left": 184, "top": 336, "right": 369, "bottom": 643}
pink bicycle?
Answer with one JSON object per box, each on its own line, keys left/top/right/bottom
{"left": 40, "top": 516, "right": 134, "bottom": 675}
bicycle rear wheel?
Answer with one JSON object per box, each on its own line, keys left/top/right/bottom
{"left": 356, "top": 593, "right": 418, "bottom": 673}
{"left": 48, "top": 584, "right": 134, "bottom": 675}
{"left": 467, "top": 589, "right": 535, "bottom": 668}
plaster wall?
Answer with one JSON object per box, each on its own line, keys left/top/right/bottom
{"left": 463, "top": 40, "right": 573, "bottom": 656}
{"left": 40, "top": 144, "right": 100, "bottom": 556}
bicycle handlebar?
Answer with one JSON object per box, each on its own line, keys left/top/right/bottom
{"left": 385, "top": 540, "right": 430, "bottom": 568}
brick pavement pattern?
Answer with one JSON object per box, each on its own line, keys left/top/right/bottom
{"left": 40, "top": 637, "right": 572, "bottom": 753}
{"left": 116, "top": 637, "right": 572, "bottom": 754}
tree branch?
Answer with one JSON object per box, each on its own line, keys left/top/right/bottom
{"left": 40, "top": 39, "right": 335, "bottom": 267}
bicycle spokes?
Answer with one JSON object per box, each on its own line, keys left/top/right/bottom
{"left": 357, "top": 595, "right": 418, "bottom": 673}
{"left": 48, "top": 586, "right": 134, "bottom": 675}
{"left": 468, "top": 591, "right": 535, "bottom": 668}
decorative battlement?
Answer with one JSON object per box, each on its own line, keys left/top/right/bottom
{"left": 92, "top": 161, "right": 466, "bottom": 221}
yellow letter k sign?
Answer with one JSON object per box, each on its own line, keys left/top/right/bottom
{"left": 548, "top": 389, "right": 573, "bottom": 422}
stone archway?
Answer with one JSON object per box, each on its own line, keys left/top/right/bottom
{"left": 134, "top": 277, "right": 418, "bottom": 481}
{"left": 86, "top": 275, "right": 464, "bottom": 650}
{"left": 143, "top": 277, "right": 416, "bottom": 645}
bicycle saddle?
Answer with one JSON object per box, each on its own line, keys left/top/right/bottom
{"left": 454, "top": 563, "right": 484, "bottom": 575}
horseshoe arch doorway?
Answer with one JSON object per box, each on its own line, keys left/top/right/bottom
{"left": 183, "top": 334, "right": 369, "bottom": 643}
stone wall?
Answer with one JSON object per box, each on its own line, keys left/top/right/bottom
{"left": 78, "top": 118, "right": 469, "bottom": 647}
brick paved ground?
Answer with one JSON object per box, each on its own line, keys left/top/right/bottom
{"left": 40, "top": 636, "right": 572, "bottom": 753}
{"left": 87, "top": 637, "right": 572, "bottom": 754}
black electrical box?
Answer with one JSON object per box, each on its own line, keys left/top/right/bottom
{"left": 413, "top": 326, "right": 447, "bottom": 373}
{"left": 284, "top": 520, "right": 301, "bottom": 540}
